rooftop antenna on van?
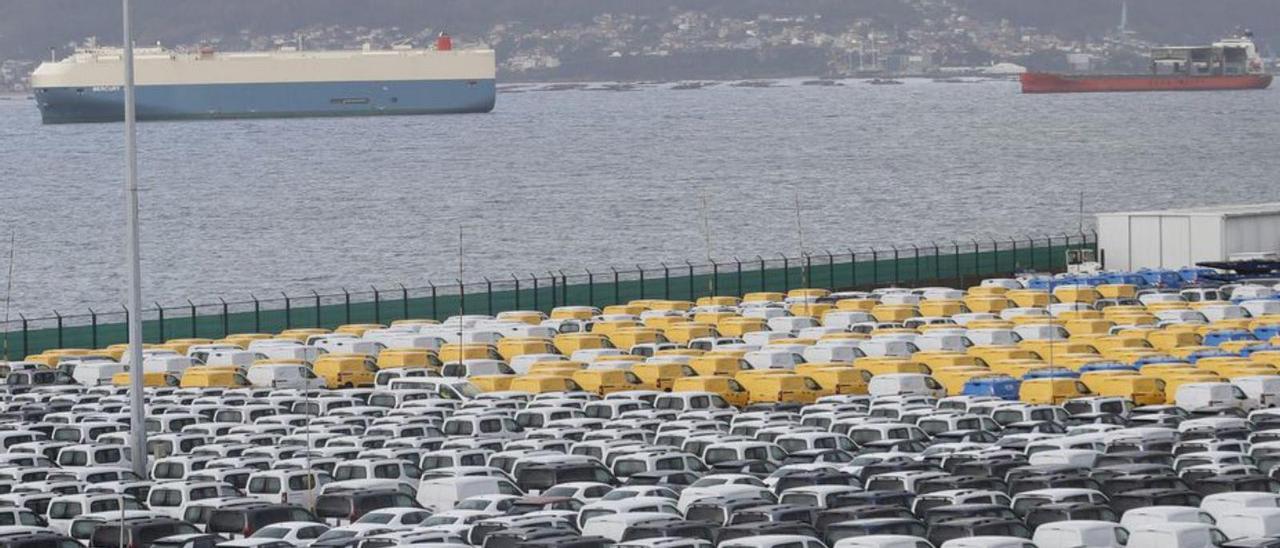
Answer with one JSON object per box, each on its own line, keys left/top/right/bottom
{"left": 3, "top": 229, "right": 15, "bottom": 362}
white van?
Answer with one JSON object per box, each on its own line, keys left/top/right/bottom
{"left": 1202, "top": 492, "right": 1280, "bottom": 523}
{"left": 1120, "top": 506, "right": 1216, "bottom": 529}
{"left": 203, "top": 350, "right": 263, "bottom": 367}
{"left": 143, "top": 355, "right": 194, "bottom": 375}
{"left": 71, "top": 361, "right": 126, "bottom": 386}
{"left": 440, "top": 360, "right": 515, "bottom": 378}
{"left": 246, "top": 469, "right": 329, "bottom": 506}
{"left": 832, "top": 536, "right": 933, "bottom": 548}
{"left": 1175, "top": 382, "right": 1254, "bottom": 412}
{"left": 1233, "top": 376, "right": 1280, "bottom": 408}
{"left": 868, "top": 374, "right": 946, "bottom": 399}
{"left": 938, "top": 537, "right": 1032, "bottom": 548}
{"left": 743, "top": 349, "right": 804, "bottom": 370}
{"left": 1216, "top": 507, "right": 1280, "bottom": 540}
{"left": 1031, "top": 520, "right": 1127, "bottom": 548}
{"left": 1126, "top": 523, "right": 1228, "bottom": 548}
{"left": 248, "top": 340, "right": 323, "bottom": 363}
{"left": 416, "top": 477, "right": 522, "bottom": 512}
{"left": 244, "top": 364, "right": 325, "bottom": 390}
{"left": 1026, "top": 449, "right": 1099, "bottom": 468}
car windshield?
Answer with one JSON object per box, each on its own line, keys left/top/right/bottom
{"left": 357, "top": 513, "right": 394, "bottom": 524}
{"left": 316, "top": 530, "right": 357, "bottom": 542}
{"left": 254, "top": 527, "right": 291, "bottom": 539}
{"left": 420, "top": 516, "right": 458, "bottom": 527}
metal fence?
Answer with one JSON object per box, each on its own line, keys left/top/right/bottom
{"left": 0, "top": 231, "right": 1097, "bottom": 359}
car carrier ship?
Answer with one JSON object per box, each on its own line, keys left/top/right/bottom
{"left": 30, "top": 35, "right": 496, "bottom": 124}
{"left": 1021, "top": 32, "right": 1272, "bottom": 94}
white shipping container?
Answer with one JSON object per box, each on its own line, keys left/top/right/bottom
{"left": 1096, "top": 203, "right": 1280, "bottom": 270}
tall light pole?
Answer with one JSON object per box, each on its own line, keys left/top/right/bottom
{"left": 122, "top": 0, "right": 148, "bottom": 478}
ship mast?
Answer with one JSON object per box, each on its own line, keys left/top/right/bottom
{"left": 122, "top": 0, "right": 149, "bottom": 478}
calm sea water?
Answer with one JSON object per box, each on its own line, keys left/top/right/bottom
{"left": 1, "top": 79, "right": 1277, "bottom": 316}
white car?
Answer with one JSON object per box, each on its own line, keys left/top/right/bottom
{"left": 248, "top": 521, "right": 331, "bottom": 548}
{"left": 354, "top": 508, "right": 434, "bottom": 528}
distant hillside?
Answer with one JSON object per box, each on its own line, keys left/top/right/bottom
{"left": 958, "top": 0, "right": 1279, "bottom": 45}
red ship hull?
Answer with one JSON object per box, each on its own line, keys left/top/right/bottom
{"left": 1021, "top": 72, "right": 1273, "bottom": 93}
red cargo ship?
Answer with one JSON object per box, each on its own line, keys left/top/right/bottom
{"left": 1022, "top": 33, "right": 1272, "bottom": 93}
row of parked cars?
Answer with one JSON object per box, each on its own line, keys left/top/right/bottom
{"left": 1, "top": 269, "right": 1280, "bottom": 548}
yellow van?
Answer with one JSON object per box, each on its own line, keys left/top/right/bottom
{"left": 496, "top": 311, "right": 547, "bottom": 325}
{"left": 593, "top": 319, "right": 642, "bottom": 339}
{"left": 802, "top": 367, "right": 873, "bottom": 396}
{"left": 277, "top": 329, "right": 330, "bottom": 343}
{"left": 439, "top": 343, "right": 502, "bottom": 363}
{"left": 918, "top": 300, "right": 967, "bottom": 318}
{"left": 968, "top": 346, "right": 1038, "bottom": 366}
{"left": 528, "top": 360, "right": 587, "bottom": 374}
{"left": 963, "top": 297, "right": 1013, "bottom": 314}
{"left": 609, "top": 328, "right": 667, "bottom": 351}
{"left": 1088, "top": 374, "right": 1164, "bottom": 405}
{"left": 789, "top": 302, "right": 834, "bottom": 319}
{"left": 743, "top": 292, "right": 786, "bottom": 303}
{"left": 967, "top": 286, "right": 1008, "bottom": 297}
{"left": 101, "top": 343, "right": 158, "bottom": 361}
{"left": 988, "top": 359, "right": 1051, "bottom": 379}
{"left": 856, "top": 357, "right": 931, "bottom": 376}
{"left": 631, "top": 362, "right": 696, "bottom": 391}
{"left": 158, "top": 338, "right": 215, "bottom": 355}
{"left": 689, "top": 354, "right": 750, "bottom": 377}
{"left": 870, "top": 305, "right": 919, "bottom": 323}
{"left": 673, "top": 376, "right": 750, "bottom": 407}
{"left": 470, "top": 375, "right": 516, "bottom": 392}
{"left": 692, "top": 311, "right": 739, "bottom": 326}
{"left": 112, "top": 371, "right": 179, "bottom": 387}
{"left": 496, "top": 337, "right": 558, "bottom": 361}
{"left": 716, "top": 317, "right": 768, "bottom": 338}
{"left": 1148, "top": 330, "right": 1202, "bottom": 352}
{"left": 914, "top": 353, "right": 981, "bottom": 371}
{"left": 1097, "top": 284, "right": 1138, "bottom": 299}
{"left": 509, "top": 375, "right": 584, "bottom": 394}
{"left": 665, "top": 323, "right": 718, "bottom": 346}
{"left": 1019, "top": 378, "right": 1092, "bottom": 405}
{"left": 835, "top": 298, "right": 877, "bottom": 313}
{"left": 553, "top": 333, "right": 613, "bottom": 355}
{"left": 1064, "top": 319, "right": 1115, "bottom": 338}
{"left": 696, "top": 296, "right": 742, "bottom": 307}
{"left": 1053, "top": 286, "right": 1101, "bottom": 304}
{"left": 377, "top": 348, "right": 442, "bottom": 371}
{"left": 179, "top": 367, "right": 250, "bottom": 388}
{"left": 550, "top": 307, "right": 597, "bottom": 320}
{"left": 26, "top": 349, "right": 97, "bottom": 367}
{"left": 1006, "top": 290, "right": 1052, "bottom": 308}
{"left": 219, "top": 333, "right": 273, "bottom": 349}
{"left": 314, "top": 354, "right": 379, "bottom": 388}
{"left": 334, "top": 324, "right": 386, "bottom": 337}
{"left": 738, "top": 373, "right": 821, "bottom": 405}
{"left": 572, "top": 369, "right": 645, "bottom": 395}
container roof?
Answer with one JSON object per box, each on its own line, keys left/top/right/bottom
{"left": 1096, "top": 202, "right": 1280, "bottom": 218}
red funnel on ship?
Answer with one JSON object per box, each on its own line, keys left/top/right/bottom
{"left": 436, "top": 33, "right": 453, "bottom": 51}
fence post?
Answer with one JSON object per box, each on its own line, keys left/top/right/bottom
{"left": 512, "top": 274, "right": 522, "bottom": 310}
{"left": 155, "top": 302, "right": 165, "bottom": 343}
{"left": 19, "top": 314, "right": 27, "bottom": 357}
{"left": 586, "top": 269, "right": 595, "bottom": 307}
{"left": 733, "top": 257, "right": 743, "bottom": 296}
{"left": 890, "top": 245, "right": 900, "bottom": 286}
{"left": 546, "top": 272, "right": 556, "bottom": 309}
{"left": 399, "top": 283, "right": 409, "bottom": 320}
{"left": 427, "top": 282, "right": 437, "bottom": 321}
{"left": 370, "top": 286, "right": 381, "bottom": 324}
{"left": 1010, "top": 237, "right": 1019, "bottom": 271}
{"left": 53, "top": 310, "right": 63, "bottom": 348}
{"left": 871, "top": 248, "right": 879, "bottom": 285}
{"left": 952, "top": 241, "right": 960, "bottom": 282}
{"left": 249, "top": 294, "right": 260, "bottom": 333}
{"left": 220, "top": 298, "right": 231, "bottom": 336}
{"left": 89, "top": 308, "right": 98, "bottom": 349}
{"left": 484, "top": 277, "right": 493, "bottom": 315}
{"left": 558, "top": 270, "right": 567, "bottom": 307}
{"left": 341, "top": 288, "right": 351, "bottom": 324}
{"left": 846, "top": 248, "right": 856, "bottom": 287}
{"left": 661, "top": 263, "right": 670, "bottom": 300}
{"left": 685, "top": 260, "right": 695, "bottom": 300}
{"left": 825, "top": 250, "right": 835, "bottom": 291}
{"left": 186, "top": 300, "right": 197, "bottom": 338}
{"left": 1026, "top": 236, "right": 1035, "bottom": 270}
{"left": 989, "top": 238, "right": 1000, "bottom": 274}
{"left": 282, "top": 292, "right": 293, "bottom": 329}
{"left": 636, "top": 265, "right": 646, "bottom": 300}
{"left": 530, "top": 275, "right": 539, "bottom": 312}
{"left": 121, "top": 305, "right": 129, "bottom": 346}
{"left": 756, "top": 256, "right": 765, "bottom": 292}
{"left": 711, "top": 261, "right": 720, "bottom": 296}
{"left": 781, "top": 254, "right": 790, "bottom": 291}
{"left": 932, "top": 242, "right": 941, "bottom": 281}
{"left": 610, "top": 267, "right": 619, "bottom": 305}
{"left": 969, "top": 239, "right": 979, "bottom": 276}
{"left": 311, "top": 291, "right": 322, "bottom": 328}
{"left": 911, "top": 244, "right": 920, "bottom": 283}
